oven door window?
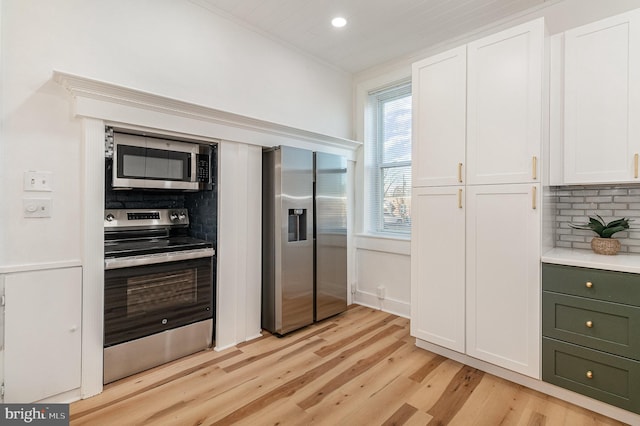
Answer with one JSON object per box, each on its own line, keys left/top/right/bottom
{"left": 127, "top": 269, "right": 197, "bottom": 315}
{"left": 104, "top": 257, "right": 213, "bottom": 347}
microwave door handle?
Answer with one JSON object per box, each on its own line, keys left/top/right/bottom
{"left": 188, "top": 155, "right": 193, "bottom": 179}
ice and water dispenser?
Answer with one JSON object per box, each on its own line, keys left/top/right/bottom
{"left": 288, "top": 209, "right": 307, "bottom": 242}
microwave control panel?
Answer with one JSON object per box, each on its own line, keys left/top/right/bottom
{"left": 196, "top": 152, "right": 211, "bottom": 183}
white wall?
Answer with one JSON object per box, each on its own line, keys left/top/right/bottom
{"left": 354, "top": 236, "right": 410, "bottom": 317}
{"left": 352, "top": 0, "right": 640, "bottom": 319}
{"left": 0, "top": 0, "right": 353, "bottom": 268}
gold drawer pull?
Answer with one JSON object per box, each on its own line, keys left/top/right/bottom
{"left": 586, "top": 370, "right": 593, "bottom": 379}
{"left": 586, "top": 321, "right": 593, "bottom": 328}
{"left": 585, "top": 281, "right": 593, "bottom": 289}
{"left": 532, "top": 186, "right": 537, "bottom": 209}
{"left": 458, "top": 163, "right": 463, "bottom": 183}
{"left": 532, "top": 156, "right": 538, "bottom": 180}
{"left": 458, "top": 189, "right": 463, "bottom": 209}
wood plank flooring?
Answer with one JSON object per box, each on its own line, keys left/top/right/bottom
{"left": 70, "top": 306, "right": 626, "bottom": 425}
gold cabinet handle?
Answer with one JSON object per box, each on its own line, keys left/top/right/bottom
{"left": 458, "top": 163, "right": 463, "bottom": 183}
{"left": 586, "top": 371, "right": 593, "bottom": 379}
{"left": 586, "top": 321, "right": 593, "bottom": 328}
{"left": 532, "top": 156, "right": 538, "bottom": 180}
{"left": 586, "top": 281, "right": 593, "bottom": 289}
{"left": 532, "top": 186, "right": 537, "bottom": 209}
{"left": 458, "top": 189, "right": 463, "bottom": 209}
{"left": 635, "top": 153, "right": 639, "bottom": 179}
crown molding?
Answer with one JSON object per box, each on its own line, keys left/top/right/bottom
{"left": 53, "top": 70, "right": 361, "bottom": 154}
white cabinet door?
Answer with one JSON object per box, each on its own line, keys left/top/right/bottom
{"left": 564, "top": 10, "right": 640, "bottom": 184}
{"left": 465, "top": 184, "right": 540, "bottom": 378}
{"left": 4, "top": 268, "right": 82, "bottom": 402}
{"left": 467, "top": 19, "right": 544, "bottom": 185}
{"left": 411, "top": 186, "right": 465, "bottom": 352}
{"left": 412, "top": 46, "right": 467, "bottom": 187}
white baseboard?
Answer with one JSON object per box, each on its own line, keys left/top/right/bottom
{"left": 354, "top": 290, "right": 410, "bottom": 318}
{"left": 37, "top": 388, "right": 82, "bottom": 404}
{"left": 214, "top": 342, "right": 239, "bottom": 352}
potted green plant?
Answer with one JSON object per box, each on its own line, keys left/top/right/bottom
{"left": 569, "top": 214, "right": 631, "bottom": 255}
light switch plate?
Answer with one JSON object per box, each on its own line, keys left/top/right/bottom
{"left": 23, "top": 198, "right": 52, "bottom": 218}
{"left": 24, "top": 171, "right": 53, "bottom": 192}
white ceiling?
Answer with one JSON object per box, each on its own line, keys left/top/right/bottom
{"left": 193, "top": 0, "right": 553, "bottom": 73}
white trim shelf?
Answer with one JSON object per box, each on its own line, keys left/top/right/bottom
{"left": 53, "top": 70, "right": 361, "bottom": 157}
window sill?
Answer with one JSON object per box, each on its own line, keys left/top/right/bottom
{"left": 354, "top": 233, "right": 411, "bottom": 256}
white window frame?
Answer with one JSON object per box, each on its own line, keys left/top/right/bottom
{"left": 366, "top": 80, "right": 412, "bottom": 236}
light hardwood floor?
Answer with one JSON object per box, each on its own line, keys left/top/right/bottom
{"left": 71, "top": 306, "right": 626, "bottom": 425}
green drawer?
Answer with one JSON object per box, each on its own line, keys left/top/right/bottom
{"left": 542, "top": 263, "right": 640, "bottom": 306}
{"left": 543, "top": 337, "right": 640, "bottom": 414}
{"left": 543, "top": 292, "right": 640, "bottom": 361}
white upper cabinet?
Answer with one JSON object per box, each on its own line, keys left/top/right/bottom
{"left": 411, "top": 186, "right": 466, "bottom": 352}
{"left": 466, "top": 19, "right": 545, "bottom": 185}
{"left": 412, "top": 46, "right": 467, "bottom": 187}
{"left": 563, "top": 10, "right": 640, "bottom": 184}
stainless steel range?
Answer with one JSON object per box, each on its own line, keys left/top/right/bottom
{"left": 103, "top": 208, "right": 215, "bottom": 384}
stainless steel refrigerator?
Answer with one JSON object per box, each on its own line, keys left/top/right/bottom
{"left": 262, "top": 146, "right": 348, "bottom": 335}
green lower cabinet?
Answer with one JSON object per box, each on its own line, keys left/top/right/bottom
{"left": 543, "top": 337, "right": 640, "bottom": 414}
{"left": 543, "top": 291, "right": 640, "bottom": 359}
{"left": 542, "top": 263, "right": 640, "bottom": 414}
{"left": 542, "top": 264, "right": 640, "bottom": 305}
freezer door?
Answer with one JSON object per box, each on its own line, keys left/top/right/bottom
{"left": 276, "top": 147, "right": 313, "bottom": 334}
{"left": 314, "top": 152, "right": 348, "bottom": 321}
{"left": 276, "top": 146, "right": 315, "bottom": 334}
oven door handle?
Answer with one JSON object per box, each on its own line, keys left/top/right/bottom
{"left": 104, "top": 248, "right": 215, "bottom": 270}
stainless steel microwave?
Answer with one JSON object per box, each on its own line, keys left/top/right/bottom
{"left": 111, "top": 132, "right": 212, "bottom": 191}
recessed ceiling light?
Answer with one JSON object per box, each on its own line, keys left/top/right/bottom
{"left": 331, "top": 17, "right": 347, "bottom": 28}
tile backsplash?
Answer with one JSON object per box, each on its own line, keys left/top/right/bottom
{"left": 550, "top": 185, "right": 640, "bottom": 253}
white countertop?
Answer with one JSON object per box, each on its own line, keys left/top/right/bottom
{"left": 542, "top": 247, "right": 640, "bottom": 274}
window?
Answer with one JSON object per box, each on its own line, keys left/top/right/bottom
{"left": 366, "top": 81, "right": 412, "bottom": 234}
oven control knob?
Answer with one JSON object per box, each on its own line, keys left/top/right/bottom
{"left": 105, "top": 214, "right": 115, "bottom": 222}
{"left": 170, "top": 212, "right": 179, "bottom": 221}
{"left": 178, "top": 212, "right": 187, "bottom": 220}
